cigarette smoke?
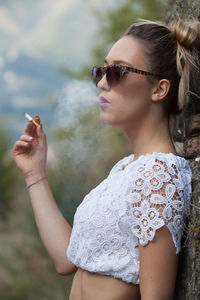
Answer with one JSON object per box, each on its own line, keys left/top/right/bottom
{"left": 54, "top": 79, "right": 102, "bottom": 167}
{"left": 55, "top": 79, "right": 98, "bottom": 127}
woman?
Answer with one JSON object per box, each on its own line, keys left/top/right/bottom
{"left": 13, "top": 18, "right": 198, "bottom": 299}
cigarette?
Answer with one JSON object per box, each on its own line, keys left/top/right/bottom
{"left": 24, "top": 112, "right": 39, "bottom": 127}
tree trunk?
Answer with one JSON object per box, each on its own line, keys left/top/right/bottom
{"left": 166, "top": 1, "right": 200, "bottom": 299}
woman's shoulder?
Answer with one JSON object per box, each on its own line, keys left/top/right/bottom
{"left": 125, "top": 152, "right": 192, "bottom": 203}
{"left": 109, "top": 153, "right": 135, "bottom": 174}
{"left": 111, "top": 152, "right": 192, "bottom": 196}
{"left": 110, "top": 152, "right": 192, "bottom": 174}
{"left": 132, "top": 151, "right": 191, "bottom": 171}
{"left": 109, "top": 152, "right": 192, "bottom": 192}
{"left": 129, "top": 152, "right": 192, "bottom": 183}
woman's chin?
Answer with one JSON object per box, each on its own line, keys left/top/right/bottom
{"left": 100, "top": 114, "right": 122, "bottom": 128}
{"left": 100, "top": 117, "right": 112, "bottom": 126}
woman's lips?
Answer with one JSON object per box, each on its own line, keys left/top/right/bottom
{"left": 99, "top": 96, "right": 110, "bottom": 107}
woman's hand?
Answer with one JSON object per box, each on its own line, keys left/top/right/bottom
{"left": 13, "top": 116, "right": 76, "bottom": 275}
{"left": 13, "top": 116, "right": 47, "bottom": 179}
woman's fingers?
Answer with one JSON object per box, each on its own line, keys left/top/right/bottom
{"left": 13, "top": 140, "right": 30, "bottom": 154}
{"left": 20, "top": 134, "right": 34, "bottom": 143}
{"left": 24, "top": 116, "right": 40, "bottom": 136}
{"left": 34, "top": 116, "right": 40, "bottom": 126}
{"left": 20, "top": 115, "right": 46, "bottom": 145}
{"left": 20, "top": 123, "right": 46, "bottom": 150}
{"left": 36, "top": 124, "right": 47, "bottom": 146}
{"left": 14, "top": 115, "right": 46, "bottom": 156}
{"left": 16, "top": 140, "right": 30, "bottom": 147}
{"left": 24, "top": 120, "right": 36, "bottom": 136}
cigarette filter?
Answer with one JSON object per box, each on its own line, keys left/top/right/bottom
{"left": 24, "top": 112, "right": 39, "bottom": 127}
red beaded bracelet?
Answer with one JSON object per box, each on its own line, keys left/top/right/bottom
{"left": 27, "top": 176, "right": 47, "bottom": 189}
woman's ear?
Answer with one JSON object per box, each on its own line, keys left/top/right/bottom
{"left": 151, "top": 79, "right": 170, "bottom": 102}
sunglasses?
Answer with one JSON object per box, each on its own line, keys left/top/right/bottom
{"left": 92, "top": 64, "right": 159, "bottom": 87}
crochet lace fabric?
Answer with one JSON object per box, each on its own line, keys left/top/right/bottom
{"left": 67, "top": 152, "right": 192, "bottom": 284}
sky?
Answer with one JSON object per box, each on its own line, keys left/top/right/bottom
{"left": 0, "top": 0, "right": 120, "bottom": 141}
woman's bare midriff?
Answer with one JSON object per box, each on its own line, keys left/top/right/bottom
{"left": 69, "top": 268, "right": 141, "bottom": 300}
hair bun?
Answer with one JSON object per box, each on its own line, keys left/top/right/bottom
{"left": 171, "top": 19, "right": 199, "bottom": 47}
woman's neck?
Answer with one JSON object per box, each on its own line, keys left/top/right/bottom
{"left": 124, "top": 116, "right": 177, "bottom": 161}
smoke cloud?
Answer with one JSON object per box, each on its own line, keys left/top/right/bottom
{"left": 54, "top": 79, "right": 102, "bottom": 166}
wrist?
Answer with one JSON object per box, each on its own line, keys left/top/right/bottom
{"left": 26, "top": 176, "right": 48, "bottom": 189}
{"left": 24, "top": 169, "right": 46, "bottom": 186}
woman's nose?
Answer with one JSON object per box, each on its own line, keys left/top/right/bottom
{"left": 97, "top": 74, "right": 110, "bottom": 90}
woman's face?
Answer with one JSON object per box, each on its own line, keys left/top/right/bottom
{"left": 97, "top": 36, "right": 156, "bottom": 130}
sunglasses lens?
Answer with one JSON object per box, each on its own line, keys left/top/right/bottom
{"left": 92, "top": 65, "right": 121, "bottom": 87}
{"left": 92, "top": 67, "right": 103, "bottom": 86}
{"left": 106, "top": 66, "right": 121, "bottom": 87}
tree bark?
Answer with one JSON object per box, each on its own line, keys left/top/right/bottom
{"left": 166, "top": 1, "right": 200, "bottom": 299}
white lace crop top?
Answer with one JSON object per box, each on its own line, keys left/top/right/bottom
{"left": 67, "top": 152, "right": 192, "bottom": 284}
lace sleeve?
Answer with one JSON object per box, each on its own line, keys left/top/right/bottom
{"left": 126, "top": 158, "right": 191, "bottom": 254}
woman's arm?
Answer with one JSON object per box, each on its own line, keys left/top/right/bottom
{"left": 25, "top": 171, "right": 77, "bottom": 275}
{"left": 139, "top": 225, "right": 178, "bottom": 300}
{"left": 13, "top": 116, "right": 77, "bottom": 275}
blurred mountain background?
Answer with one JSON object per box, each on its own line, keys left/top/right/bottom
{"left": 0, "top": 0, "right": 167, "bottom": 299}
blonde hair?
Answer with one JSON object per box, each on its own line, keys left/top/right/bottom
{"left": 170, "top": 19, "right": 200, "bottom": 109}
{"left": 123, "top": 18, "right": 200, "bottom": 115}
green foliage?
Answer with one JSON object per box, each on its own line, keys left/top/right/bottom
{"left": 91, "top": 0, "right": 167, "bottom": 64}
{"left": 62, "top": 0, "right": 167, "bottom": 79}
{"left": 0, "top": 224, "right": 74, "bottom": 300}
{"left": 0, "top": 128, "right": 17, "bottom": 213}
